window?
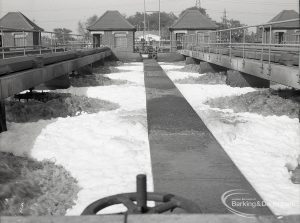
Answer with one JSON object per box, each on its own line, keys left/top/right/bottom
{"left": 114, "top": 33, "right": 127, "bottom": 48}
{"left": 14, "top": 33, "right": 27, "bottom": 47}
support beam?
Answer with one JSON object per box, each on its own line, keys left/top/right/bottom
{"left": 226, "top": 70, "right": 270, "bottom": 88}
{"left": 0, "top": 100, "right": 7, "bottom": 133}
{"left": 185, "top": 57, "right": 200, "bottom": 65}
{"left": 43, "top": 74, "right": 71, "bottom": 89}
{"left": 199, "top": 62, "right": 227, "bottom": 74}
{"left": 92, "top": 59, "right": 105, "bottom": 68}
{"left": 77, "top": 64, "right": 93, "bottom": 75}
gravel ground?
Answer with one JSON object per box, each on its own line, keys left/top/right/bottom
{"left": 5, "top": 92, "right": 119, "bottom": 123}
{"left": 175, "top": 72, "right": 227, "bottom": 85}
{"left": 206, "top": 89, "right": 300, "bottom": 119}
{"left": 70, "top": 61, "right": 127, "bottom": 87}
{"left": 0, "top": 152, "right": 80, "bottom": 216}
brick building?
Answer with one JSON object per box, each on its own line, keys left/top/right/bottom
{"left": 169, "top": 10, "right": 217, "bottom": 51}
{"left": 0, "top": 12, "right": 44, "bottom": 48}
{"left": 88, "top": 11, "right": 136, "bottom": 52}
{"left": 263, "top": 10, "right": 300, "bottom": 44}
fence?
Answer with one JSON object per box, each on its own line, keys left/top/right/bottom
{"left": 0, "top": 27, "right": 93, "bottom": 59}
{"left": 179, "top": 18, "right": 300, "bottom": 74}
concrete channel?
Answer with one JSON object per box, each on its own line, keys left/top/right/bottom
{"left": 143, "top": 59, "right": 272, "bottom": 215}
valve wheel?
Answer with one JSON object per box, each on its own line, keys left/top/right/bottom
{"left": 81, "top": 175, "right": 201, "bottom": 215}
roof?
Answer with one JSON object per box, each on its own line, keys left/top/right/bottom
{"left": 88, "top": 10, "right": 136, "bottom": 31}
{"left": 0, "top": 12, "right": 44, "bottom": 31}
{"left": 268, "top": 10, "right": 299, "bottom": 29}
{"left": 170, "top": 10, "right": 217, "bottom": 31}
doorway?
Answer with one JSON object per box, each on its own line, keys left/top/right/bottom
{"left": 278, "top": 32, "right": 284, "bottom": 44}
{"left": 176, "top": 33, "right": 185, "bottom": 50}
{"left": 93, "top": 34, "right": 102, "bottom": 48}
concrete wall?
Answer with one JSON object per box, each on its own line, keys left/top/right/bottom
{"left": 157, "top": 52, "right": 185, "bottom": 62}
{"left": 112, "top": 50, "right": 142, "bottom": 62}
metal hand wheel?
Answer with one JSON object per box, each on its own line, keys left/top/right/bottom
{"left": 81, "top": 174, "right": 201, "bottom": 215}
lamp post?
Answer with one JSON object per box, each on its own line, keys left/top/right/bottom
{"left": 159, "top": 0, "right": 161, "bottom": 46}
{"left": 144, "top": 0, "right": 146, "bottom": 40}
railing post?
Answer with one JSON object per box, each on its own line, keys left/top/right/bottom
{"left": 261, "top": 26, "right": 264, "bottom": 67}
{"left": 229, "top": 29, "right": 232, "bottom": 59}
{"left": 208, "top": 32, "right": 211, "bottom": 55}
{"left": 50, "top": 32, "right": 53, "bottom": 53}
{"left": 1, "top": 28, "right": 4, "bottom": 59}
{"left": 298, "top": 40, "right": 300, "bottom": 84}
{"left": 39, "top": 31, "right": 42, "bottom": 54}
{"left": 23, "top": 30, "right": 26, "bottom": 56}
{"left": 268, "top": 25, "right": 272, "bottom": 75}
{"left": 63, "top": 33, "right": 65, "bottom": 51}
{"left": 243, "top": 29, "right": 245, "bottom": 61}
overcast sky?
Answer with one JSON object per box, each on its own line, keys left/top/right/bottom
{"left": 0, "top": 0, "right": 299, "bottom": 32}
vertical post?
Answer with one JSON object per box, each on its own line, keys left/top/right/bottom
{"left": 0, "top": 100, "right": 7, "bottom": 133}
{"left": 208, "top": 32, "right": 211, "bottom": 54}
{"left": 143, "top": 0, "right": 146, "bottom": 40}
{"left": 243, "top": 29, "right": 245, "bottom": 60}
{"left": 50, "top": 32, "right": 53, "bottom": 53}
{"left": 158, "top": 0, "right": 161, "bottom": 47}
{"left": 229, "top": 29, "right": 232, "bottom": 58}
{"left": 136, "top": 174, "right": 147, "bottom": 213}
{"left": 169, "top": 31, "right": 172, "bottom": 52}
{"left": 1, "top": 28, "right": 4, "bottom": 59}
{"left": 218, "top": 31, "right": 221, "bottom": 58}
{"left": 261, "top": 26, "right": 264, "bottom": 66}
{"left": 39, "top": 31, "right": 42, "bottom": 54}
{"left": 298, "top": 43, "right": 300, "bottom": 83}
{"left": 23, "top": 30, "right": 26, "bottom": 56}
{"left": 268, "top": 25, "right": 272, "bottom": 66}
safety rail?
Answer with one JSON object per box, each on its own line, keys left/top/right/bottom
{"left": 0, "top": 26, "right": 93, "bottom": 59}
{"left": 180, "top": 18, "right": 300, "bottom": 81}
{"left": 134, "top": 40, "right": 172, "bottom": 53}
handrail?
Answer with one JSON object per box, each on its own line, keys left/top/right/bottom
{"left": 211, "top": 18, "right": 300, "bottom": 33}
{"left": 0, "top": 26, "right": 93, "bottom": 59}
{"left": 178, "top": 19, "right": 300, "bottom": 82}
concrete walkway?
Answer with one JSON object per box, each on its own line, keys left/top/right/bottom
{"left": 143, "top": 59, "right": 272, "bottom": 214}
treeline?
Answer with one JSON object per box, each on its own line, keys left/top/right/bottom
{"left": 72, "top": 6, "right": 249, "bottom": 40}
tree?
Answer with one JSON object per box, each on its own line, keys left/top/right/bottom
{"left": 127, "top": 12, "right": 177, "bottom": 39}
{"left": 77, "top": 15, "right": 99, "bottom": 39}
{"left": 53, "top": 28, "right": 74, "bottom": 44}
{"left": 216, "top": 15, "right": 248, "bottom": 43}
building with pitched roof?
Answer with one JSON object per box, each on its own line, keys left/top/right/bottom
{"left": 169, "top": 10, "right": 217, "bottom": 51}
{"left": 88, "top": 10, "right": 136, "bottom": 52}
{"left": 0, "top": 12, "right": 44, "bottom": 48}
{"left": 263, "top": 10, "right": 299, "bottom": 44}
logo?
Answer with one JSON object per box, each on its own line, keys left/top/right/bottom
{"left": 221, "top": 189, "right": 264, "bottom": 218}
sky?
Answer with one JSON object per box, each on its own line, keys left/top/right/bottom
{"left": 0, "top": 0, "right": 299, "bottom": 33}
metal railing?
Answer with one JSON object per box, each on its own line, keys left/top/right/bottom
{"left": 0, "top": 27, "right": 93, "bottom": 59}
{"left": 179, "top": 18, "right": 300, "bottom": 79}
{"left": 134, "top": 40, "right": 172, "bottom": 53}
